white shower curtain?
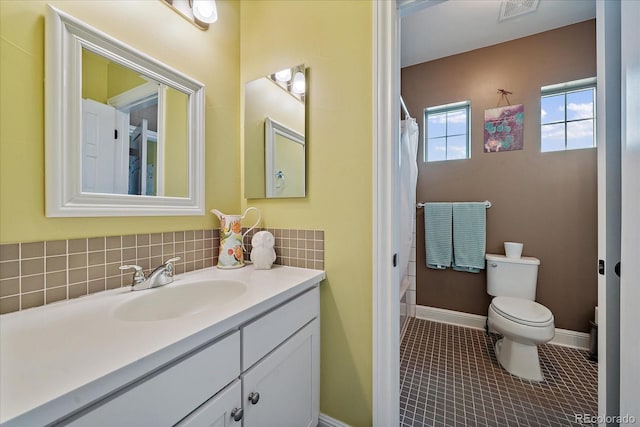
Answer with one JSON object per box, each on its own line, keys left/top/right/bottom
{"left": 399, "top": 117, "right": 419, "bottom": 281}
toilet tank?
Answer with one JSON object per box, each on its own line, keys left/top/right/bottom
{"left": 486, "top": 254, "right": 540, "bottom": 300}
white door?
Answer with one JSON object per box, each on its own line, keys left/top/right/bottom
{"left": 82, "top": 99, "right": 117, "bottom": 193}
{"left": 114, "top": 110, "right": 130, "bottom": 194}
{"left": 241, "top": 319, "right": 319, "bottom": 427}
{"left": 619, "top": 0, "right": 640, "bottom": 419}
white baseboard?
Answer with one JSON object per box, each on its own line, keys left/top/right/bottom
{"left": 551, "top": 327, "right": 591, "bottom": 350}
{"left": 415, "top": 305, "right": 590, "bottom": 350}
{"left": 416, "top": 305, "right": 487, "bottom": 330}
{"left": 318, "top": 413, "right": 351, "bottom": 427}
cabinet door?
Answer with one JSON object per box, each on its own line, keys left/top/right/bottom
{"left": 177, "top": 380, "right": 243, "bottom": 427}
{"left": 242, "top": 319, "right": 319, "bottom": 427}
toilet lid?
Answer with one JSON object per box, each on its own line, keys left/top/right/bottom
{"left": 491, "top": 296, "right": 554, "bottom": 327}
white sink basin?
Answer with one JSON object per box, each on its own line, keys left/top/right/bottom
{"left": 113, "top": 280, "right": 247, "bottom": 322}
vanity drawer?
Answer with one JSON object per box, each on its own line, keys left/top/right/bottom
{"left": 64, "top": 331, "right": 240, "bottom": 426}
{"left": 242, "top": 286, "right": 319, "bottom": 370}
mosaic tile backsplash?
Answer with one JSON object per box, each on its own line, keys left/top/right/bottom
{"left": 0, "top": 228, "right": 324, "bottom": 315}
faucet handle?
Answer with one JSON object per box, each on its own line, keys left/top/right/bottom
{"left": 119, "top": 265, "right": 145, "bottom": 284}
{"left": 163, "top": 257, "right": 181, "bottom": 277}
{"left": 164, "top": 257, "right": 181, "bottom": 265}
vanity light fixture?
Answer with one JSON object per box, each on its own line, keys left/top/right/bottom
{"left": 162, "top": 0, "right": 218, "bottom": 30}
{"left": 275, "top": 68, "right": 292, "bottom": 83}
{"left": 267, "top": 64, "right": 305, "bottom": 102}
{"left": 291, "top": 71, "right": 306, "bottom": 95}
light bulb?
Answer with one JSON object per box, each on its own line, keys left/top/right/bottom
{"left": 275, "top": 68, "right": 292, "bottom": 82}
{"left": 193, "top": 0, "right": 218, "bottom": 24}
{"left": 291, "top": 71, "right": 305, "bottom": 94}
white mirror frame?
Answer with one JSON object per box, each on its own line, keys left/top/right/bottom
{"left": 45, "top": 5, "right": 205, "bottom": 217}
{"left": 264, "top": 117, "right": 306, "bottom": 198}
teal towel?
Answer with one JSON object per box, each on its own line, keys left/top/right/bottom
{"left": 452, "top": 202, "right": 486, "bottom": 273}
{"left": 424, "top": 203, "right": 452, "bottom": 269}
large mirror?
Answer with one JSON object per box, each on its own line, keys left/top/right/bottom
{"left": 45, "top": 5, "right": 205, "bottom": 217}
{"left": 244, "top": 64, "right": 306, "bottom": 198}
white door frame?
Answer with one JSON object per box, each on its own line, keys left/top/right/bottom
{"left": 372, "top": 1, "right": 400, "bottom": 426}
{"left": 619, "top": 0, "right": 640, "bottom": 419}
{"left": 596, "top": 0, "right": 622, "bottom": 422}
{"left": 109, "top": 82, "right": 166, "bottom": 196}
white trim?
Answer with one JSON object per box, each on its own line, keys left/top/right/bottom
{"left": 552, "top": 328, "right": 592, "bottom": 351}
{"left": 129, "top": 125, "right": 158, "bottom": 141}
{"left": 541, "top": 76, "right": 597, "bottom": 94}
{"left": 115, "top": 111, "right": 129, "bottom": 194}
{"left": 596, "top": 0, "right": 622, "bottom": 420}
{"left": 318, "top": 413, "right": 351, "bottom": 427}
{"left": 397, "top": 0, "right": 447, "bottom": 17}
{"left": 425, "top": 99, "right": 471, "bottom": 113}
{"left": 619, "top": 0, "right": 640, "bottom": 418}
{"left": 416, "top": 305, "right": 591, "bottom": 350}
{"left": 415, "top": 305, "right": 487, "bottom": 330}
{"left": 111, "top": 83, "right": 165, "bottom": 196}
{"left": 372, "top": 1, "right": 400, "bottom": 427}
{"left": 108, "top": 82, "right": 159, "bottom": 110}
{"left": 156, "top": 84, "right": 166, "bottom": 197}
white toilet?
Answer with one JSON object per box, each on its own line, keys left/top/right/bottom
{"left": 486, "top": 254, "right": 555, "bottom": 381}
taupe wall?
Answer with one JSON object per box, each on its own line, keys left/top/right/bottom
{"left": 402, "top": 21, "right": 597, "bottom": 333}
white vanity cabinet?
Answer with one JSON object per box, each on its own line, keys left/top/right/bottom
{"left": 64, "top": 332, "right": 241, "bottom": 426}
{"left": 241, "top": 287, "right": 320, "bottom": 427}
{"left": 50, "top": 285, "right": 320, "bottom": 427}
{"left": 178, "top": 286, "right": 320, "bottom": 427}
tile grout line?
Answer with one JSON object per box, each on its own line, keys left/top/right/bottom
{"left": 400, "top": 318, "right": 598, "bottom": 426}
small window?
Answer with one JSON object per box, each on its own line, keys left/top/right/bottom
{"left": 541, "top": 78, "right": 596, "bottom": 152}
{"left": 424, "top": 101, "right": 470, "bottom": 162}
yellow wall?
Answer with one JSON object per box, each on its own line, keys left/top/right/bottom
{"left": 0, "top": 0, "right": 240, "bottom": 243}
{"left": 81, "top": 49, "right": 109, "bottom": 103}
{"left": 106, "top": 60, "right": 147, "bottom": 99}
{"left": 81, "top": 49, "right": 150, "bottom": 103}
{"left": 2, "top": 1, "right": 375, "bottom": 424}
{"left": 164, "top": 88, "right": 189, "bottom": 198}
{"left": 241, "top": 1, "right": 373, "bottom": 425}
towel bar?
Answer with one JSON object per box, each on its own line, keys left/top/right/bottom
{"left": 416, "top": 200, "right": 491, "bottom": 209}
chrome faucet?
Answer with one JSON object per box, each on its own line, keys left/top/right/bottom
{"left": 120, "top": 257, "right": 181, "bottom": 291}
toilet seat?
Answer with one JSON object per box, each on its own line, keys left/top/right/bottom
{"left": 491, "top": 296, "right": 554, "bottom": 327}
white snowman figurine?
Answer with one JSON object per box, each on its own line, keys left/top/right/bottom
{"left": 250, "top": 231, "right": 276, "bottom": 270}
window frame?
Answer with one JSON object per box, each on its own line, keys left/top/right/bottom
{"left": 423, "top": 100, "right": 471, "bottom": 162}
{"left": 540, "top": 77, "right": 597, "bottom": 152}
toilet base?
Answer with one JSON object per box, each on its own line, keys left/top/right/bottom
{"left": 494, "top": 337, "right": 544, "bottom": 381}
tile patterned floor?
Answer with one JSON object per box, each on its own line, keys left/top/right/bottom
{"left": 400, "top": 318, "right": 598, "bottom": 426}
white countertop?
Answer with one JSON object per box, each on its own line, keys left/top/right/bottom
{"left": 0, "top": 265, "right": 325, "bottom": 426}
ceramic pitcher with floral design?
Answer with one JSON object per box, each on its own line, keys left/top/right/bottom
{"left": 210, "top": 207, "right": 261, "bottom": 269}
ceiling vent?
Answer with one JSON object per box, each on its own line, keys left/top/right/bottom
{"left": 499, "top": 0, "right": 540, "bottom": 21}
